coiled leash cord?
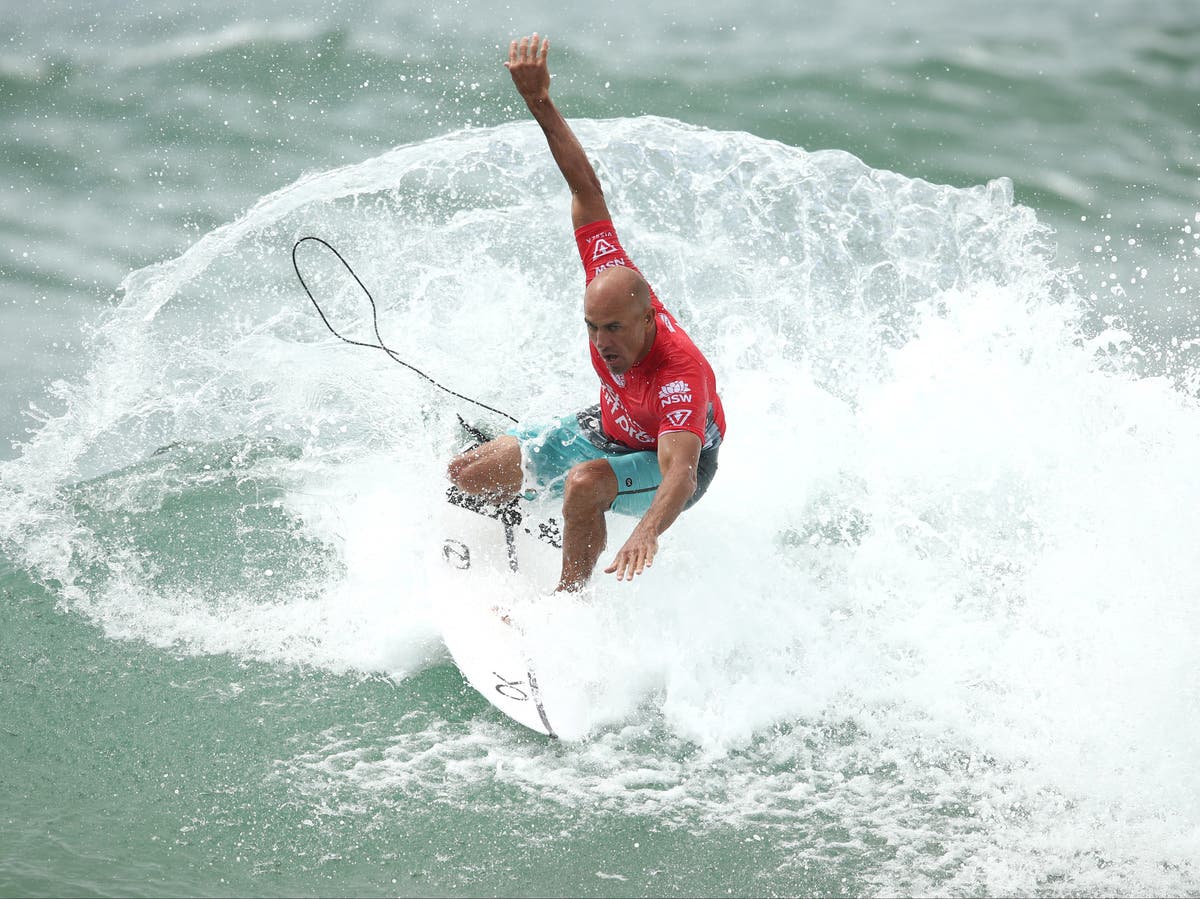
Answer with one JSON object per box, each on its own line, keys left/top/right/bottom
{"left": 291, "top": 235, "right": 518, "bottom": 427}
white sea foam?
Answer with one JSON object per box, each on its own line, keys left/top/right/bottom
{"left": 2, "top": 117, "right": 1198, "bottom": 894}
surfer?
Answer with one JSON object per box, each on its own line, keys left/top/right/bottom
{"left": 448, "top": 33, "right": 726, "bottom": 592}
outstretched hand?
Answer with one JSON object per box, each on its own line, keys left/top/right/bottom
{"left": 505, "top": 33, "right": 550, "bottom": 102}
{"left": 605, "top": 527, "right": 659, "bottom": 582}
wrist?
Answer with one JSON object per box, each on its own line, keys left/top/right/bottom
{"left": 634, "top": 512, "right": 664, "bottom": 539}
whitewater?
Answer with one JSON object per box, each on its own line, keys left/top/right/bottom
{"left": 2, "top": 117, "right": 1198, "bottom": 895}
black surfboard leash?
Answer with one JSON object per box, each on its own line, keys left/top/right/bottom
{"left": 291, "top": 235, "right": 519, "bottom": 424}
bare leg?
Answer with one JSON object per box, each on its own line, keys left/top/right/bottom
{"left": 557, "top": 459, "right": 618, "bottom": 592}
{"left": 447, "top": 435, "right": 523, "bottom": 499}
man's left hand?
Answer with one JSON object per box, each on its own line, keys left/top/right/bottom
{"left": 605, "top": 527, "right": 658, "bottom": 581}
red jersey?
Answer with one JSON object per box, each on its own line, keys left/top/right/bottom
{"left": 575, "top": 220, "right": 726, "bottom": 452}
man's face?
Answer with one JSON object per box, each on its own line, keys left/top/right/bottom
{"left": 584, "top": 275, "right": 654, "bottom": 375}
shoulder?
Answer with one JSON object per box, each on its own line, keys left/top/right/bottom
{"left": 651, "top": 313, "right": 707, "bottom": 369}
{"left": 648, "top": 347, "right": 708, "bottom": 398}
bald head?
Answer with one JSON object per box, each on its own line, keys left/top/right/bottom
{"left": 585, "top": 264, "right": 652, "bottom": 314}
{"left": 583, "top": 265, "right": 657, "bottom": 375}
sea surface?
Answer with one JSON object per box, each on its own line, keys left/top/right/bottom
{"left": 2, "top": 0, "right": 1198, "bottom": 896}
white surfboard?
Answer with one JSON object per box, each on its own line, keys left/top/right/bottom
{"left": 439, "top": 602, "right": 558, "bottom": 737}
{"left": 435, "top": 488, "right": 565, "bottom": 738}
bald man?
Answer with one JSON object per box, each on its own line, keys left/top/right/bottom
{"left": 447, "top": 33, "right": 726, "bottom": 592}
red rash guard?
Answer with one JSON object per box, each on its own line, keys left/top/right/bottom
{"left": 575, "top": 219, "right": 726, "bottom": 452}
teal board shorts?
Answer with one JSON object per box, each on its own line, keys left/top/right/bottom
{"left": 507, "top": 404, "right": 720, "bottom": 518}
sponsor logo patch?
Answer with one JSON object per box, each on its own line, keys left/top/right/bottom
{"left": 665, "top": 409, "right": 694, "bottom": 429}
{"left": 594, "top": 258, "right": 627, "bottom": 276}
{"left": 659, "top": 379, "right": 693, "bottom": 406}
{"left": 603, "top": 385, "right": 621, "bottom": 412}
{"left": 614, "top": 413, "right": 654, "bottom": 444}
{"left": 603, "top": 390, "right": 652, "bottom": 444}
{"left": 592, "top": 237, "right": 619, "bottom": 260}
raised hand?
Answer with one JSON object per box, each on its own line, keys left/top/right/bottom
{"left": 505, "top": 33, "right": 550, "bottom": 103}
{"left": 502, "top": 32, "right": 611, "bottom": 251}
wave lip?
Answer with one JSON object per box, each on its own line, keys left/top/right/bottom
{"left": 2, "top": 115, "right": 1198, "bottom": 896}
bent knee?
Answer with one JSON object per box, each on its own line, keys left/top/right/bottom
{"left": 447, "top": 453, "right": 492, "bottom": 493}
{"left": 446, "top": 453, "right": 470, "bottom": 487}
{"left": 562, "top": 461, "right": 617, "bottom": 512}
{"left": 446, "top": 436, "right": 522, "bottom": 496}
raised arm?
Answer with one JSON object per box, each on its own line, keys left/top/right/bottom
{"left": 505, "top": 33, "right": 611, "bottom": 230}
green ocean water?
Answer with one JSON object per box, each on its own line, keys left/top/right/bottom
{"left": 2, "top": 0, "right": 1199, "bottom": 896}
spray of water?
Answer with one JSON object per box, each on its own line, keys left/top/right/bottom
{"left": 2, "top": 117, "right": 1197, "bottom": 894}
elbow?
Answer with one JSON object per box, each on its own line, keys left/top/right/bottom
{"left": 675, "top": 465, "right": 698, "bottom": 500}
{"left": 572, "top": 178, "right": 604, "bottom": 204}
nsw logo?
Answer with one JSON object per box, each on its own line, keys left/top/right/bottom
{"left": 658, "top": 379, "right": 693, "bottom": 406}
{"left": 594, "top": 258, "right": 627, "bottom": 276}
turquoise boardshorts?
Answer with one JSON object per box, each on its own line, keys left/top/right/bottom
{"left": 507, "top": 405, "right": 720, "bottom": 518}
